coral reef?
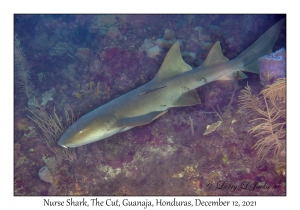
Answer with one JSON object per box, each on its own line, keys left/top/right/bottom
{"left": 238, "top": 78, "right": 286, "bottom": 161}
{"left": 107, "top": 26, "right": 122, "bottom": 40}
{"left": 139, "top": 39, "right": 155, "bottom": 52}
{"left": 41, "top": 90, "right": 54, "bottom": 106}
{"left": 75, "top": 48, "right": 90, "bottom": 62}
{"left": 49, "top": 42, "right": 74, "bottom": 57}
{"left": 14, "top": 35, "right": 33, "bottom": 99}
{"left": 155, "top": 29, "right": 178, "bottom": 49}
{"left": 38, "top": 166, "right": 53, "bottom": 184}
{"left": 27, "top": 99, "right": 77, "bottom": 162}
{"left": 203, "top": 120, "right": 222, "bottom": 135}
{"left": 146, "top": 45, "right": 163, "bottom": 58}
{"left": 139, "top": 39, "right": 163, "bottom": 59}
{"left": 90, "top": 15, "right": 125, "bottom": 36}
{"left": 259, "top": 48, "right": 286, "bottom": 86}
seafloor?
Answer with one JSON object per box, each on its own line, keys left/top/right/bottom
{"left": 14, "top": 14, "right": 286, "bottom": 196}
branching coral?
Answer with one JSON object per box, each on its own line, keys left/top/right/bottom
{"left": 14, "top": 35, "right": 33, "bottom": 99}
{"left": 27, "top": 99, "right": 77, "bottom": 162}
{"left": 90, "top": 15, "right": 121, "bottom": 35}
{"left": 238, "top": 78, "right": 286, "bottom": 161}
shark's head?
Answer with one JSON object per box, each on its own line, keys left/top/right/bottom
{"left": 58, "top": 111, "right": 125, "bottom": 148}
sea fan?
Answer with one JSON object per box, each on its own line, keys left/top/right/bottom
{"left": 14, "top": 35, "right": 33, "bottom": 99}
{"left": 238, "top": 84, "right": 264, "bottom": 119}
{"left": 261, "top": 78, "right": 286, "bottom": 104}
{"left": 16, "top": 69, "right": 33, "bottom": 99}
{"left": 238, "top": 78, "right": 286, "bottom": 160}
{"left": 27, "top": 99, "right": 77, "bottom": 162}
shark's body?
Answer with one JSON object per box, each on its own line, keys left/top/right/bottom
{"left": 58, "top": 18, "right": 285, "bottom": 148}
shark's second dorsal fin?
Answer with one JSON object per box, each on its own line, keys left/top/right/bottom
{"left": 153, "top": 42, "right": 192, "bottom": 82}
{"left": 200, "top": 41, "right": 229, "bottom": 68}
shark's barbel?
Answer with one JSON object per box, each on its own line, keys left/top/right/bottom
{"left": 58, "top": 18, "right": 285, "bottom": 148}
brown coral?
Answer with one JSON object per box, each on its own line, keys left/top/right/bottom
{"left": 14, "top": 35, "right": 33, "bottom": 99}
{"left": 27, "top": 99, "right": 77, "bottom": 162}
{"left": 238, "top": 78, "right": 286, "bottom": 160}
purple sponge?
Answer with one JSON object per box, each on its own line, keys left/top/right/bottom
{"left": 38, "top": 166, "right": 53, "bottom": 184}
{"left": 259, "top": 48, "right": 286, "bottom": 86}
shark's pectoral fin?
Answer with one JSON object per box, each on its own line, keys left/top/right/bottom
{"left": 153, "top": 42, "right": 192, "bottom": 82}
{"left": 200, "top": 41, "right": 229, "bottom": 68}
{"left": 173, "top": 89, "right": 201, "bottom": 107}
{"left": 119, "top": 111, "right": 168, "bottom": 127}
{"left": 103, "top": 114, "right": 118, "bottom": 131}
{"left": 218, "top": 70, "right": 248, "bottom": 81}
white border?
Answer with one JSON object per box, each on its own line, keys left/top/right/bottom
{"left": 2, "top": 0, "right": 298, "bottom": 209}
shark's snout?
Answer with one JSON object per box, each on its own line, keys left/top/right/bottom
{"left": 58, "top": 141, "right": 68, "bottom": 148}
{"left": 58, "top": 135, "right": 68, "bottom": 148}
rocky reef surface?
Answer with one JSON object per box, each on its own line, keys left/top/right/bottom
{"left": 14, "top": 14, "right": 286, "bottom": 196}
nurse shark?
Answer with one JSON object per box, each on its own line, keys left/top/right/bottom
{"left": 58, "top": 18, "right": 285, "bottom": 148}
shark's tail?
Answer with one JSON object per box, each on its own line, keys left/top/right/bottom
{"left": 237, "top": 18, "right": 286, "bottom": 74}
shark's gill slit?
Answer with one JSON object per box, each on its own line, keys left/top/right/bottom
{"left": 138, "top": 86, "right": 167, "bottom": 95}
{"left": 197, "top": 77, "right": 207, "bottom": 84}
{"left": 183, "top": 86, "right": 191, "bottom": 93}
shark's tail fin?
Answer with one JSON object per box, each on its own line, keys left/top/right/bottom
{"left": 237, "top": 18, "right": 286, "bottom": 74}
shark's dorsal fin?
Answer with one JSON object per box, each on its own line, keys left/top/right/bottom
{"left": 200, "top": 41, "right": 229, "bottom": 68}
{"left": 153, "top": 42, "right": 192, "bottom": 82}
